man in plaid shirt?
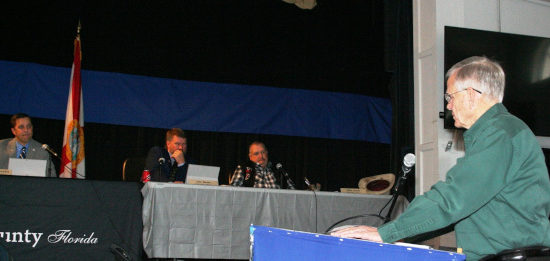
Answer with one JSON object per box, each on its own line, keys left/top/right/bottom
{"left": 230, "top": 141, "right": 280, "bottom": 189}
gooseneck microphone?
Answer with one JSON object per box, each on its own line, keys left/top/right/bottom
{"left": 394, "top": 153, "right": 416, "bottom": 195}
{"left": 304, "top": 176, "right": 319, "bottom": 232}
{"left": 275, "top": 163, "right": 296, "bottom": 190}
{"left": 158, "top": 157, "right": 166, "bottom": 165}
{"left": 402, "top": 153, "right": 416, "bottom": 174}
{"left": 383, "top": 153, "right": 416, "bottom": 223}
{"left": 304, "top": 177, "right": 311, "bottom": 186}
{"left": 41, "top": 144, "right": 59, "bottom": 158}
{"left": 326, "top": 154, "right": 417, "bottom": 231}
{"left": 304, "top": 177, "right": 316, "bottom": 191}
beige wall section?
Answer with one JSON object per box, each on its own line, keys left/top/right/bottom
{"left": 414, "top": 0, "right": 438, "bottom": 196}
{"left": 501, "top": 0, "right": 550, "bottom": 37}
{"left": 413, "top": 0, "right": 550, "bottom": 249}
{"left": 417, "top": 56, "right": 438, "bottom": 194}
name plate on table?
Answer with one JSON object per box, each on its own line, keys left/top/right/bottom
{"left": 340, "top": 188, "right": 368, "bottom": 194}
{"left": 0, "top": 169, "right": 13, "bottom": 175}
{"left": 185, "top": 164, "right": 220, "bottom": 186}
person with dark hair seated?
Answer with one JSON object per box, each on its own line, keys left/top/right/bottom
{"left": 0, "top": 113, "right": 57, "bottom": 177}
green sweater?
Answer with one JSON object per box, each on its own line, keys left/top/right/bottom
{"left": 378, "top": 103, "right": 550, "bottom": 260}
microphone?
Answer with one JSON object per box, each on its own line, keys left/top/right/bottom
{"left": 41, "top": 144, "right": 59, "bottom": 158}
{"left": 275, "top": 163, "right": 296, "bottom": 190}
{"left": 158, "top": 157, "right": 166, "bottom": 165}
{"left": 402, "top": 153, "right": 416, "bottom": 174}
{"left": 304, "top": 177, "right": 316, "bottom": 191}
{"left": 304, "top": 177, "right": 311, "bottom": 186}
{"left": 385, "top": 153, "right": 416, "bottom": 223}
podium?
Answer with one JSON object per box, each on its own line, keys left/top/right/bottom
{"left": 250, "top": 226, "right": 466, "bottom": 261}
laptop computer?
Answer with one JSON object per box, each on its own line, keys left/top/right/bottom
{"left": 185, "top": 164, "right": 220, "bottom": 186}
{"left": 7, "top": 158, "right": 47, "bottom": 177}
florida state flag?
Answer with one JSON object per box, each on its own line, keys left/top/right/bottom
{"left": 60, "top": 27, "right": 85, "bottom": 179}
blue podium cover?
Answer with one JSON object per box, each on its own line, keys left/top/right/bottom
{"left": 250, "top": 226, "right": 465, "bottom": 261}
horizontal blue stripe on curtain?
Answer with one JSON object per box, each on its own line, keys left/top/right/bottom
{"left": 0, "top": 60, "right": 391, "bottom": 143}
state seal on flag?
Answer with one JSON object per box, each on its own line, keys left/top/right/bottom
{"left": 64, "top": 120, "right": 85, "bottom": 164}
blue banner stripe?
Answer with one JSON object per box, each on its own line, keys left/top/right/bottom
{"left": 0, "top": 60, "right": 391, "bottom": 143}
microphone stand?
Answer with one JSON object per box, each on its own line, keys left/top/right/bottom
{"left": 156, "top": 158, "right": 166, "bottom": 180}
{"left": 275, "top": 163, "right": 296, "bottom": 190}
{"left": 281, "top": 171, "right": 296, "bottom": 190}
{"left": 384, "top": 167, "right": 412, "bottom": 223}
{"left": 44, "top": 147, "right": 60, "bottom": 177}
{"left": 326, "top": 155, "right": 415, "bottom": 233}
{"left": 279, "top": 169, "right": 284, "bottom": 189}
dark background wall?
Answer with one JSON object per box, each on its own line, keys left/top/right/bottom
{"left": 3, "top": 0, "right": 391, "bottom": 97}
{"left": 0, "top": 114, "right": 392, "bottom": 191}
{"left": 0, "top": 0, "right": 415, "bottom": 194}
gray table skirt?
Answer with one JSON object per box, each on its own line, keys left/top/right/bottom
{"left": 142, "top": 182, "right": 407, "bottom": 259}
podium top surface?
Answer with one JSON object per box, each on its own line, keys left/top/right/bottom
{"left": 250, "top": 225, "right": 466, "bottom": 261}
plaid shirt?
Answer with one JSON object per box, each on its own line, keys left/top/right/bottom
{"left": 230, "top": 162, "right": 280, "bottom": 189}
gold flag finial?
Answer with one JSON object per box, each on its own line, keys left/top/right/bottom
{"left": 77, "top": 20, "right": 81, "bottom": 35}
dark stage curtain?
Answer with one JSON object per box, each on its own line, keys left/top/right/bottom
{"left": 0, "top": 0, "right": 411, "bottom": 194}
{"left": 0, "top": 114, "right": 391, "bottom": 192}
{"left": 385, "top": 0, "right": 415, "bottom": 200}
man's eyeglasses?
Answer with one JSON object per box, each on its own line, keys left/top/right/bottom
{"left": 444, "top": 88, "right": 482, "bottom": 103}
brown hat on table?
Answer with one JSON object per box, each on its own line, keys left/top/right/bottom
{"left": 358, "top": 173, "right": 395, "bottom": 195}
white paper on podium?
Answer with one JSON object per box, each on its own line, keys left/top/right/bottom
{"left": 185, "top": 164, "right": 220, "bottom": 185}
{"left": 8, "top": 158, "right": 47, "bottom": 177}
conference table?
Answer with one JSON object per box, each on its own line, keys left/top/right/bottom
{"left": 142, "top": 182, "right": 408, "bottom": 259}
{"left": 0, "top": 175, "right": 143, "bottom": 260}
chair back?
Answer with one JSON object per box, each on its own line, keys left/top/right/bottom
{"left": 122, "top": 157, "right": 146, "bottom": 182}
{"left": 480, "top": 246, "right": 550, "bottom": 261}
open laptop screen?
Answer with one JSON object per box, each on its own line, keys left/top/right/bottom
{"left": 8, "top": 158, "right": 47, "bottom": 177}
{"left": 185, "top": 164, "right": 220, "bottom": 185}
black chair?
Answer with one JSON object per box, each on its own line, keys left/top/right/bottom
{"left": 122, "top": 157, "right": 146, "bottom": 182}
{"left": 480, "top": 246, "right": 550, "bottom": 261}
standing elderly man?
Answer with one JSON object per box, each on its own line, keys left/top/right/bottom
{"left": 0, "top": 113, "right": 57, "bottom": 177}
{"left": 332, "top": 56, "right": 550, "bottom": 260}
{"left": 230, "top": 141, "right": 294, "bottom": 189}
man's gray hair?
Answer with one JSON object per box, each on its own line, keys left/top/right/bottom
{"left": 446, "top": 56, "right": 505, "bottom": 102}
